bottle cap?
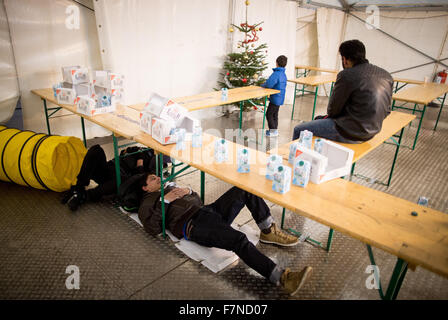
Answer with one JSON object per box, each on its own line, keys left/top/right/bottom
{"left": 299, "top": 161, "right": 304, "bottom": 166}
{"left": 278, "top": 166, "right": 283, "bottom": 172}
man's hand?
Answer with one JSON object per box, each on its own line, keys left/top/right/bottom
{"left": 164, "top": 188, "right": 190, "bottom": 202}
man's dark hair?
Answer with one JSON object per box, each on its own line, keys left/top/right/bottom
{"left": 339, "top": 40, "right": 368, "bottom": 65}
{"left": 138, "top": 172, "right": 150, "bottom": 191}
{"left": 276, "top": 55, "right": 288, "bottom": 68}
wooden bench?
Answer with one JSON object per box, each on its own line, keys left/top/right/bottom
{"left": 132, "top": 130, "right": 448, "bottom": 300}
{"left": 392, "top": 82, "right": 448, "bottom": 149}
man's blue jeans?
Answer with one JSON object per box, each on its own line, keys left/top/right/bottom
{"left": 292, "top": 118, "right": 361, "bottom": 143}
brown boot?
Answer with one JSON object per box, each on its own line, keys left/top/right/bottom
{"left": 280, "top": 266, "right": 313, "bottom": 296}
{"left": 260, "top": 223, "right": 299, "bottom": 247}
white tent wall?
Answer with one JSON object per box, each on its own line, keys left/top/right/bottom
{"left": 343, "top": 10, "right": 448, "bottom": 82}
{"left": 93, "top": 0, "right": 297, "bottom": 117}
{"left": 295, "top": 7, "right": 318, "bottom": 72}
{"left": 232, "top": 0, "right": 297, "bottom": 105}
{"left": 4, "top": 0, "right": 106, "bottom": 138}
{"left": 0, "top": 1, "right": 19, "bottom": 124}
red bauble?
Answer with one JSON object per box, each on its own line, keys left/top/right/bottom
{"left": 226, "top": 72, "right": 230, "bottom": 76}
{"left": 250, "top": 51, "right": 254, "bottom": 54}
{"left": 242, "top": 78, "right": 247, "bottom": 83}
{"left": 259, "top": 27, "right": 263, "bottom": 31}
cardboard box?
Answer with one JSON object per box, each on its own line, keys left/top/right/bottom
{"left": 293, "top": 139, "right": 354, "bottom": 184}
{"left": 93, "top": 70, "right": 124, "bottom": 90}
{"left": 151, "top": 117, "right": 176, "bottom": 145}
{"left": 144, "top": 93, "right": 188, "bottom": 126}
{"left": 178, "top": 115, "right": 200, "bottom": 134}
{"left": 75, "top": 95, "right": 116, "bottom": 116}
{"left": 56, "top": 88, "right": 77, "bottom": 105}
{"left": 62, "top": 66, "right": 89, "bottom": 84}
{"left": 74, "top": 83, "right": 95, "bottom": 98}
{"left": 139, "top": 112, "right": 152, "bottom": 135}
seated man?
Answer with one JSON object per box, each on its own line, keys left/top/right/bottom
{"left": 62, "top": 144, "right": 168, "bottom": 211}
{"left": 293, "top": 39, "right": 393, "bottom": 143}
{"left": 138, "top": 173, "right": 313, "bottom": 296}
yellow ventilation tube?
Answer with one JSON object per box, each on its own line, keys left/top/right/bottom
{"left": 0, "top": 126, "right": 86, "bottom": 192}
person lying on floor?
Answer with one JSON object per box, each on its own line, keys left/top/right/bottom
{"left": 137, "top": 173, "right": 313, "bottom": 296}
{"left": 61, "top": 144, "right": 169, "bottom": 211}
{"left": 292, "top": 39, "right": 393, "bottom": 143}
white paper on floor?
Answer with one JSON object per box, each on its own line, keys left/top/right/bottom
{"left": 127, "top": 211, "right": 259, "bottom": 273}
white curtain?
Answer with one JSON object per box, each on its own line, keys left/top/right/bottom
{"left": 5, "top": 0, "right": 105, "bottom": 138}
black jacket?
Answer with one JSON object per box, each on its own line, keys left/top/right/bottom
{"left": 138, "top": 186, "right": 203, "bottom": 238}
{"left": 328, "top": 62, "right": 393, "bottom": 141}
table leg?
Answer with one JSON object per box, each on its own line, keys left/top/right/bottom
{"left": 112, "top": 134, "right": 121, "bottom": 192}
{"left": 80, "top": 117, "right": 87, "bottom": 147}
{"left": 394, "top": 81, "right": 400, "bottom": 93}
{"left": 261, "top": 96, "right": 267, "bottom": 145}
{"left": 412, "top": 104, "right": 427, "bottom": 150}
{"left": 42, "top": 99, "right": 51, "bottom": 135}
{"left": 350, "top": 162, "right": 356, "bottom": 181}
{"left": 386, "top": 128, "right": 404, "bottom": 187}
{"left": 291, "top": 83, "right": 298, "bottom": 120}
{"left": 329, "top": 82, "right": 334, "bottom": 97}
{"left": 281, "top": 208, "right": 286, "bottom": 229}
{"left": 434, "top": 93, "right": 446, "bottom": 131}
{"left": 312, "top": 86, "right": 319, "bottom": 120}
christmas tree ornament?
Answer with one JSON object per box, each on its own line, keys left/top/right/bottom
{"left": 229, "top": 27, "right": 234, "bottom": 33}
{"left": 246, "top": 0, "right": 250, "bottom": 5}
{"left": 226, "top": 72, "right": 230, "bottom": 76}
{"left": 242, "top": 78, "right": 247, "bottom": 83}
{"left": 259, "top": 27, "right": 262, "bottom": 31}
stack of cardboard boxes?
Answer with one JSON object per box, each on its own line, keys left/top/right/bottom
{"left": 54, "top": 66, "right": 124, "bottom": 116}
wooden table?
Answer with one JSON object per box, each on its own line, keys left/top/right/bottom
{"left": 274, "top": 111, "right": 416, "bottom": 187}
{"left": 129, "top": 86, "right": 279, "bottom": 138}
{"left": 133, "top": 130, "right": 448, "bottom": 300}
{"left": 288, "top": 73, "right": 337, "bottom": 120}
{"left": 392, "top": 82, "right": 448, "bottom": 149}
{"left": 295, "top": 65, "right": 338, "bottom": 75}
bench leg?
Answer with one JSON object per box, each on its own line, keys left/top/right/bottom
{"left": 434, "top": 93, "right": 446, "bottom": 131}
{"left": 159, "top": 153, "right": 166, "bottom": 239}
{"left": 80, "top": 117, "right": 87, "bottom": 147}
{"left": 412, "top": 104, "right": 427, "bottom": 150}
{"left": 326, "top": 228, "right": 334, "bottom": 252}
{"left": 386, "top": 127, "right": 404, "bottom": 187}
{"left": 42, "top": 99, "right": 51, "bottom": 135}
{"left": 201, "top": 171, "right": 205, "bottom": 203}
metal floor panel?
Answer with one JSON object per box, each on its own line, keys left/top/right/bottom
{"left": 0, "top": 94, "right": 447, "bottom": 300}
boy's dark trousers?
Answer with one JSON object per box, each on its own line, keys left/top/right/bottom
{"left": 188, "top": 187, "right": 277, "bottom": 279}
{"left": 266, "top": 102, "right": 280, "bottom": 130}
{"left": 75, "top": 144, "right": 122, "bottom": 201}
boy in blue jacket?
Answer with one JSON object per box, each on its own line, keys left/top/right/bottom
{"left": 261, "top": 55, "right": 288, "bottom": 137}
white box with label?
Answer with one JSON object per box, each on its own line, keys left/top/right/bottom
{"left": 62, "top": 66, "right": 89, "bottom": 84}
{"left": 151, "top": 117, "right": 176, "bottom": 145}
{"left": 56, "top": 88, "right": 77, "bottom": 105}
{"left": 140, "top": 112, "right": 152, "bottom": 135}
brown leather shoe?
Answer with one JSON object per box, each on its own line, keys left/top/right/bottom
{"left": 280, "top": 266, "right": 313, "bottom": 296}
{"left": 260, "top": 223, "right": 299, "bottom": 246}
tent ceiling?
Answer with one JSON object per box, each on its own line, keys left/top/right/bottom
{"left": 302, "top": 0, "right": 448, "bottom": 10}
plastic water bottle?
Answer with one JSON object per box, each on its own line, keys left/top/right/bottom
{"left": 237, "top": 148, "right": 250, "bottom": 173}
{"left": 299, "top": 130, "right": 313, "bottom": 149}
{"left": 272, "top": 165, "right": 291, "bottom": 194}
{"left": 175, "top": 128, "right": 186, "bottom": 150}
{"left": 99, "top": 95, "right": 111, "bottom": 107}
{"left": 221, "top": 88, "right": 228, "bottom": 101}
{"left": 314, "top": 138, "right": 324, "bottom": 154}
{"left": 52, "top": 83, "right": 62, "bottom": 98}
{"left": 293, "top": 160, "right": 311, "bottom": 188}
{"left": 214, "top": 139, "right": 228, "bottom": 163}
{"left": 192, "top": 126, "right": 202, "bottom": 148}
{"left": 266, "top": 154, "right": 282, "bottom": 180}
{"left": 288, "top": 142, "right": 300, "bottom": 164}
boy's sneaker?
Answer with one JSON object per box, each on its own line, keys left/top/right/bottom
{"left": 67, "top": 188, "right": 87, "bottom": 211}
{"left": 270, "top": 130, "right": 279, "bottom": 137}
{"left": 259, "top": 223, "right": 299, "bottom": 246}
{"left": 265, "top": 130, "right": 271, "bottom": 136}
{"left": 280, "top": 266, "right": 313, "bottom": 296}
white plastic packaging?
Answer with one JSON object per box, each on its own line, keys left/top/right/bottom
{"left": 272, "top": 165, "right": 291, "bottom": 194}
{"left": 292, "top": 159, "right": 311, "bottom": 188}
{"left": 266, "top": 154, "right": 283, "bottom": 180}
{"left": 237, "top": 148, "right": 250, "bottom": 173}
{"left": 214, "top": 139, "right": 229, "bottom": 163}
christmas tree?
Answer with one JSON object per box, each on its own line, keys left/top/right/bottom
{"left": 218, "top": 0, "right": 269, "bottom": 112}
